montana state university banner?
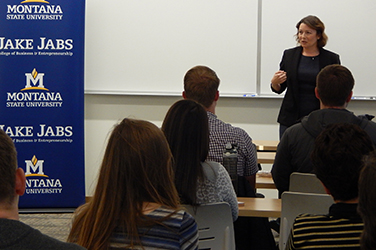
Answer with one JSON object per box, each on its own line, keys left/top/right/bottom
{"left": 0, "top": 0, "right": 85, "bottom": 208}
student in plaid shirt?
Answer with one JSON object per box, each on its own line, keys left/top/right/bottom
{"left": 182, "top": 65, "right": 258, "bottom": 190}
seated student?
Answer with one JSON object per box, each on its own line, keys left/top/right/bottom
{"left": 285, "top": 123, "right": 374, "bottom": 250}
{"left": 0, "top": 129, "right": 85, "bottom": 250}
{"left": 161, "top": 99, "right": 238, "bottom": 221}
{"left": 183, "top": 65, "right": 258, "bottom": 191}
{"left": 182, "top": 70, "right": 277, "bottom": 249}
{"left": 272, "top": 65, "right": 376, "bottom": 197}
{"left": 67, "top": 118, "right": 198, "bottom": 250}
{"left": 358, "top": 151, "right": 376, "bottom": 250}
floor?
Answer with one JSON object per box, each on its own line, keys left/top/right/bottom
{"left": 19, "top": 213, "right": 74, "bottom": 242}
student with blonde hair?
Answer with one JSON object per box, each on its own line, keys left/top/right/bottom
{"left": 68, "top": 118, "right": 198, "bottom": 250}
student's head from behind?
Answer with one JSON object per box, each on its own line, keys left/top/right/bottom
{"left": 97, "top": 118, "right": 179, "bottom": 208}
{"left": 0, "top": 129, "right": 24, "bottom": 207}
{"left": 311, "top": 123, "right": 374, "bottom": 202}
{"left": 162, "top": 99, "right": 209, "bottom": 163}
{"left": 183, "top": 65, "right": 220, "bottom": 108}
{"left": 68, "top": 119, "right": 180, "bottom": 249}
{"left": 316, "top": 64, "right": 354, "bottom": 107}
{"left": 161, "top": 99, "right": 208, "bottom": 204}
{"left": 358, "top": 151, "right": 376, "bottom": 250}
{"left": 295, "top": 15, "right": 327, "bottom": 48}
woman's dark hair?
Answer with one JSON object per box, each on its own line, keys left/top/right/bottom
{"left": 162, "top": 99, "right": 209, "bottom": 205}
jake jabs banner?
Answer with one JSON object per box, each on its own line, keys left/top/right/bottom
{"left": 0, "top": 0, "right": 85, "bottom": 208}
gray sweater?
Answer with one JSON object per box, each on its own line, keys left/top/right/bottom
{"left": 196, "top": 161, "right": 238, "bottom": 221}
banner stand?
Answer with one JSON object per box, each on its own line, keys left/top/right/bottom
{"left": 0, "top": 0, "right": 86, "bottom": 208}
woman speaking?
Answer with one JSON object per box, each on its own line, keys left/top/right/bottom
{"left": 271, "top": 15, "right": 340, "bottom": 138}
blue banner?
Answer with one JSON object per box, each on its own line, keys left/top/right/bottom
{"left": 0, "top": 0, "right": 85, "bottom": 208}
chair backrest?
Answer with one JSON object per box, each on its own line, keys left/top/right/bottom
{"left": 279, "top": 191, "right": 334, "bottom": 250}
{"left": 184, "top": 202, "right": 235, "bottom": 250}
{"left": 289, "top": 172, "right": 326, "bottom": 194}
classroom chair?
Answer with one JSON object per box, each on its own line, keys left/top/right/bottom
{"left": 289, "top": 172, "right": 326, "bottom": 194}
{"left": 279, "top": 191, "right": 334, "bottom": 250}
{"left": 184, "top": 202, "right": 235, "bottom": 250}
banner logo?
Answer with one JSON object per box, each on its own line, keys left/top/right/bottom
{"left": 21, "top": 0, "right": 50, "bottom": 3}
{"left": 6, "top": 68, "right": 63, "bottom": 108}
{"left": 24, "top": 155, "right": 63, "bottom": 194}
{"left": 25, "top": 155, "right": 47, "bottom": 177}
{"left": 6, "top": 1, "right": 63, "bottom": 21}
{"left": 22, "top": 68, "right": 48, "bottom": 90}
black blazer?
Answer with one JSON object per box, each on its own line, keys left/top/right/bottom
{"left": 272, "top": 46, "right": 340, "bottom": 127}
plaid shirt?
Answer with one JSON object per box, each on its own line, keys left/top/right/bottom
{"left": 207, "top": 111, "right": 258, "bottom": 177}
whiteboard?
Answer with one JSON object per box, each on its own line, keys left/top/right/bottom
{"left": 260, "top": 0, "right": 376, "bottom": 98}
{"left": 85, "top": 0, "right": 258, "bottom": 97}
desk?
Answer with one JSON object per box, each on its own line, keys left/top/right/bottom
{"left": 238, "top": 197, "right": 281, "bottom": 218}
{"left": 253, "top": 140, "right": 279, "bottom": 152}
{"left": 257, "top": 152, "right": 276, "bottom": 164}
{"left": 256, "top": 173, "right": 275, "bottom": 189}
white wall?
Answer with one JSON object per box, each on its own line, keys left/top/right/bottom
{"left": 84, "top": 94, "right": 376, "bottom": 196}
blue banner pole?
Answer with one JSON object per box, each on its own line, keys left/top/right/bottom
{"left": 0, "top": 0, "right": 85, "bottom": 208}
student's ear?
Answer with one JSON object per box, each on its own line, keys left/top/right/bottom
{"left": 15, "top": 168, "right": 26, "bottom": 196}
{"left": 214, "top": 91, "right": 219, "bottom": 101}
{"left": 322, "top": 184, "right": 331, "bottom": 196}
{"left": 346, "top": 91, "right": 353, "bottom": 103}
{"left": 315, "top": 87, "right": 320, "bottom": 100}
{"left": 182, "top": 91, "right": 187, "bottom": 99}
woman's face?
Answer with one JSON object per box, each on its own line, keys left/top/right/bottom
{"left": 298, "top": 23, "right": 320, "bottom": 50}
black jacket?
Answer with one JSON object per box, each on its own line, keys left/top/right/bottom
{"left": 272, "top": 46, "right": 340, "bottom": 127}
{"left": 271, "top": 108, "right": 376, "bottom": 196}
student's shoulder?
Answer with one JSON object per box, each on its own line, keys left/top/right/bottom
{"left": 32, "top": 228, "right": 86, "bottom": 249}
{"left": 359, "top": 117, "right": 376, "bottom": 144}
{"left": 202, "top": 161, "right": 222, "bottom": 171}
{"left": 211, "top": 118, "right": 249, "bottom": 136}
{"left": 223, "top": 122, "right": 252, "bottom": 139}
{"left": 0, "top": 219, "right": 86, "bottom": 250}
{"left": 294, "top": 213, "right": 329, "bottom": 224}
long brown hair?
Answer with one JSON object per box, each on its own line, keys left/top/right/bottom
{"left": 68, "top": 118, "right": 180, "bottom": 249}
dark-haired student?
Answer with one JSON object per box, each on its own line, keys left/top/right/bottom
{"left": 0, "top": 129, "right": 85, "bottom": 250}
{"left": 358, "top": 151, "right": 376, "bottom": 250}
{"left": 162, "top": 99, "right": 238, "bottom": 221}
{"left": 285, "top": 123, "right": 374, "bottom": 250}
{"left": 68, "top": 118, "right": 198, "bottom": 250}
{"left": 272, "top": 64, "right": 376, "bottom": 198}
